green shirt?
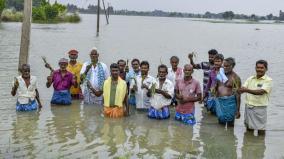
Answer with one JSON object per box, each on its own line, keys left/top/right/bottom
{"left": 109, "top": 82, "right": 117, "bottom": 107}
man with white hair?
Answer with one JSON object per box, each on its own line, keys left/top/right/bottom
{"left": 46, "top": 58, "right": 78, "bottom": 105}
{"left": 80, "top": 47, "right": 109, "bottom": 105}
{"left": 11, "top": 64, "right": 42, "bottom": 111}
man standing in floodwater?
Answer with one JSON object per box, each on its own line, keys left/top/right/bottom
{"left": 148, "top": 64, "right": 174, "bottom": 119}
{"left": 204, "top": 54, "right": 226, "bottom": 114}
{"left": 103, "top": 63, "right": 129, "bottom": 118}
{"left": 67, "top": 49, "right": 83, "bottom": 99}
{"left": 175, "top": 64, "right": 202, "bottom": 125}
{"left": 238, "top": 60, "right": 272, "bottom": 135}
{"left": 80, "top": 47, "right": 109, "bottom": 105}
{"left": 188, "top": 49, "right": 218, "bottom": 104}
{"left": 46, "top": 58, "right": 78, "bottom": 105}
{"left": 11, "top": 64, "right": 42, "bottom": 111}
{"left": 126, "top": 59, "right": 141, "bottom": 106}
{"left": 117, "top": 59, "right": 127, "bottom": 80}
{"left": 214, "top": 57, "right": 241, "bottom": 125}
{"left": 167, "top": 56, "right": 183, "bottom": 106}
{"left": 130, "top": 61, "right": 155, "bottom": 110}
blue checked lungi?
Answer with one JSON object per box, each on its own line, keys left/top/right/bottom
{"left": 16, "top": 100, "right": 38, "bottom": 111}
{"left": 148, "top": 106, "right": 170, "bottom": 119}
{"left": 175, "top": 111, "right": 196, "bottom": 125}
{"left": 215, "top": 95, "right": 237, "bottom": 124}
{"left": 51, "top": 90, "right": 72, "bottom": 105}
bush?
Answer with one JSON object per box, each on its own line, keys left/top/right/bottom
{"left": 1, "top": 0, "right": 80, "bottom": 23}
{"left": 44, "top": 4, "right": 59, "bottom": 20}
{"left": 0, "top": 0, "right": 5, "bottom": 20}
{"left": 32, "top": 7, "right": 45, "bottom": 21}
{"left": 1, "top": 9, "right": 23, "bottom": 22}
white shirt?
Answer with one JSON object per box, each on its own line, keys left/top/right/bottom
{"left": 130, "top": 74, "right": 156, "bottom": 109}
{"left": 167, "top": 67, "right": 183, "bottom": 86}
{"left": 14, "top": 76, "right": 37, "bottom": 104}
{"left": 150, "top": 78, "right": 174, "bottom": 110}
{"left": 80, "top": 61, "right": 109, "bottom": 90}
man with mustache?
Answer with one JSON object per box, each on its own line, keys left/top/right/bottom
{"left": 80, "top": 47, "right": 109, "bottom": 105}
{"left": 67, "top": 49, "right": 83, "bottom": 99}
{"left": 103, "top": 63, "right": 129, "bottom": 118}
{"left": 148, "top": 64, "right": 174, "bottom": 119}
{"left": 11, "top": 64, "right": 42, "bottom": 111}
{"left": 214, "top": 57, "right": 241, "bottom": 125}
{"left": 130, "top": 61, "right": 155, "bottom": 110}
{"left": 46, "top": 58, "right": 78, "bottom": 105}
{"left": 175, "top": 64, "right": 202, "bottom": 125}
{"left": 238, "top": 60, "right": 272, "bottom": 135}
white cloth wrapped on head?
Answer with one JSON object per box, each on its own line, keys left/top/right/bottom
{"left": 217, "top": 68, "right": 228, "bottom": 84}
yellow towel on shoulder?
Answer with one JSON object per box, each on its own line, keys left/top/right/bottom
{"left": 103, "top": 77, "right": 127, "bottom": 107}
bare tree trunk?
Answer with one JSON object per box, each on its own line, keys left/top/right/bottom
{"left": 18, "top": 0, "right": 32, "bottom": 71}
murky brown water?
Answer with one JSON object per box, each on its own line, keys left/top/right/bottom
{"left": 0, "top": 14, "right": 284, "bottom": 158}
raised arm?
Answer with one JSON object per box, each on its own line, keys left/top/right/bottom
{"left": 188, "top": 53, "right": 201, "bottom": 69}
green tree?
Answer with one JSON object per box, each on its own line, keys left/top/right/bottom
{"left": 44, "top": 4, "right": 59, "bottom": 20}
{"left": 6, "top": 0, "right": 43, "bottom": 11}
{"left": 53, "top": 1, "right": 66, "bottom": 13}
{"left": 266, "top": 14, "right": 273, "bottom": 20}
{"left": 32, "top": 6, "right": 46, "bottom": 21}
{"left": 222, "top": 11, "right": 235, "bottom": 20}
{"left": 250, "top": 14, "right": 259, "bottom": 21}
{"left": 0, "top": 0, "right": 5, "bottom": 21}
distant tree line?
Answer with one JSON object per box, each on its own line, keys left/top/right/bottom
{"left": 5, "top": 0, "right": 42, "bottom": 10}
{"left": 2, "top": 1, "right": 283, "bottom": 22}
{"left": 66, "top": 3, "right": 284, "bottom": 21}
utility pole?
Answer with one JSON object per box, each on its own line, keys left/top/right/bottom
{"left": 102, "top": 0, "right": 109, "bottom": 24}
{"left": 96, "top": 0, "right": 100, "bottom": 36}
{"left": 18, "top": 0, "right": 32, "bottom": 71}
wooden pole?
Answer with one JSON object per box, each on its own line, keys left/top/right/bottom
{"left": 96, "top": 0, "right": 100, "bottom": 36}
{"left": 107, "top": 3, "right": 110, "bottom": 19}
{"left": 102, "top": 0, "right": 109, "bottom": 24}
{"left": 18, "top": 0, "right": 32, "bottom": 71}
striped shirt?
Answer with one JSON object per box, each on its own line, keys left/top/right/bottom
{"left": 195, "top": 62, "right": 214, "bottom": 92}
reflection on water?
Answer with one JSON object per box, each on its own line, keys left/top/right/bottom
{"left": 11, "top": 111, "right": 40, "bottom": 158}
{"left": 242, "top": 132, "right": 265, "bottom": 159}
{"left": 200, "top": 109, "right": 237, "bottom": 159}
{"left": 1, "top": 14, "right": 284, "bottom": 158}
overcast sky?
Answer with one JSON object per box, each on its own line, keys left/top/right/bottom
{"left": 52, "top": 0, "right": 284, "bottom": 16}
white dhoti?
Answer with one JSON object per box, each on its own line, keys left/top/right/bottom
{"left": 244, "top": 105, "right": 267, "bottom": 130}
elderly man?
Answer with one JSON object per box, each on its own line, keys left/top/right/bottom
{"left": 80, "top": 47, "right": 109, "bottom": 105}
{"left": 46, "top": 58, "right": 78, "bottom": 105}
{"left": 175, "top": 64, "right": 202, "bottom": 125}
{"left": 103, "top": 63, "right": 128, "bottom": 118}
{"left": 214, "top": 57, "right": 241, "bottom": 125}
{"left": 148, "top": 64, "right": 174, "bottom": 119}
{"left": 67, "top": 49, "right": 83, "bottom": 99}
{"left": 11, "top": 64, "right": 42, "bottom": 111}
{"left": 238, "top": 60, "right": 272, "bottom": 135}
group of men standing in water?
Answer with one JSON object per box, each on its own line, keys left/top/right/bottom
{"left": 11, "top": 47, "right": 272, "bottom": 135}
